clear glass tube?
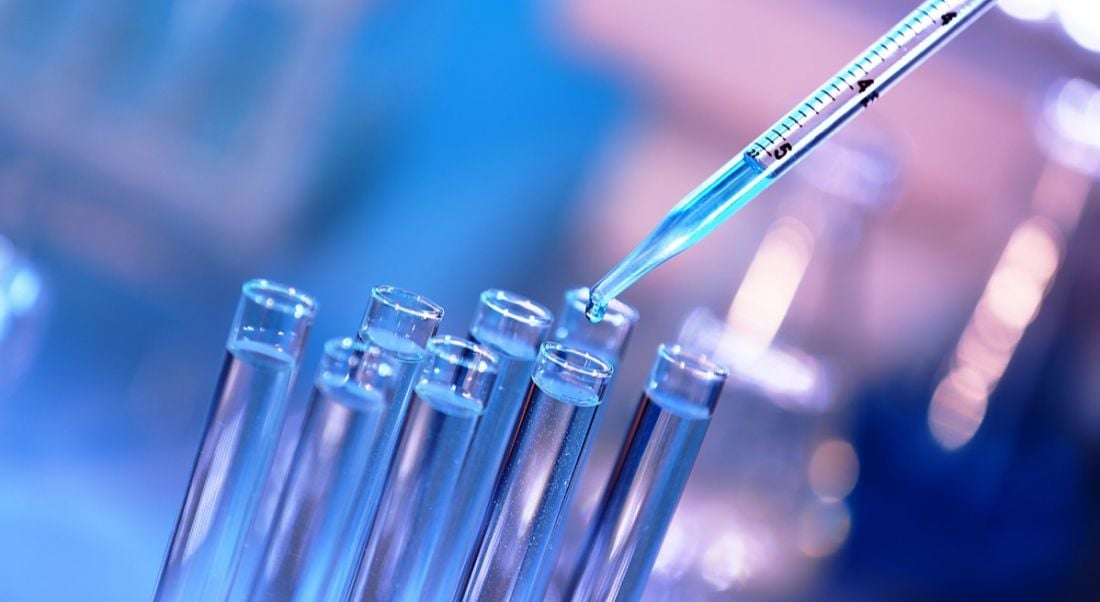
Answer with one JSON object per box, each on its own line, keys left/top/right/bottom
{"left": 351, "top": 336, "right": 500, "bottom": 600}
{"left": 567, "top": 344, "right": 727, "bottom": 602}
{"left": 543, "top": 287, "right": 639, "bottom": 599}
{"left": 662, "top": 309, "right": 832, "bottom": 599}
{"left": 155, "top": 279, "right": 317, "bottom": 602}
{"left": 246, "top": 337, "right": 415, "bottom": 602}
{"left": 359, "top": 285, "right": 444, "bottom": 360}
{"left": 552, "top": 288, "right": 638, "bottom": 365}
{"left": 421, "top": 290, "right": 554, "bottom": 601}
{"left": 317, "top": 285, "right": 445, "bottom": 600}
{"left": 463, "top": 342, "right": 613, "bottom": 602}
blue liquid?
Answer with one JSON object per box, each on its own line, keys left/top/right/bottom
{"left": 586, "top": 156, "right": 771, "bottom": 323}
{"left": 351, "top": 382, "right": 483, "bottom": 600}
{"left": 568, "top": 390, "right": 711, "bottom": 601}
{"left": 585, "top": 0, "right": 1000, "bottom": 321}
{"left": 420, "top": 331, "right": 540, "bottom": 601}
{"left": 155, "top": 341, "right": 296, "bottom": 602}
{"left": 464, "top": 376, "right": 602, "bottom": 602}
{"left": 247, "top": 375, "right": 388, "bottom": 602}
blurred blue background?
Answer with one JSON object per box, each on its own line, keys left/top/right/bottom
{"left": 1, "top": 0, "right": 1099, "bottom": 600}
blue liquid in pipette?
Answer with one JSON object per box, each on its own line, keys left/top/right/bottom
{"left": 464, "top": 375, "right": 602, "bottom": 601}
{"left": 353, "top": 382, "right": 482, "bottom": 600}
{"left": 585, "top": 156, "right": 771, "bottom": 323}
{"left": 585, "top": 0, "right": 999, "bottom": 320}
{"left": 156, "top": 341, "right": 296, "bottom": 602}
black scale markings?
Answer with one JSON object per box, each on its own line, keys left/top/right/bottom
{"left": 747, "top": 0, "right": 970, "bottom": 165}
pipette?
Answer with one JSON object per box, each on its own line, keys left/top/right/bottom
{"left": 584, "top": 0, "right": 997, "bottom": 322}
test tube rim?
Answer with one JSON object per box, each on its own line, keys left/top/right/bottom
{"left": 565, "top": 287, "right": 639, "bottom": 326}
{"left": 655, "top": 343, "right": 729, "bottom": 384}
{"left": 371, "top": 285, "right": 445, "bottom": 321}
{"left": 480, "top": 289, "right": 554, "bottom": 327}
{"left": 540, "top": 341, "right": 614, "bottom": 380}
{"left": 428, "top": 335, "right": 500, "bottom": 375}
{"left": 242, "top": 278, "right": 318, "bottom": 319}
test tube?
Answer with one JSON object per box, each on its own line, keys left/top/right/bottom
{"left": 463, "top": 342, "right": 614, "bottom": 602}
{"left": 542, "top": 287, "right": 638, "bottom": 598}
{"left": 420, "top": 290, "right": 555, "bottom": 601}
{"left": 323, "top": 285, "right": 445, "bottom": 600}
{"left": 552, "top": 287, "right": 638, "bottom": 364}
{"left": 351, "top": 336, "right": 500, "bottom": 600}
{"left": 155, "top": 279, "right": 317, "bottom": 602}
{"left": 567, "top": 344, "right": 727, "bottom": 602}
{"left": 246, "top": 337, "right": 413, "bottom": 602}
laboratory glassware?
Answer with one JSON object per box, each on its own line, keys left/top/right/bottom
{"left": 320, "top": 285, "right": 445, "bottom": 600}
{"left": 351, "top": 336, "right": 500, "bottom": 600}
{"left": 246, "top": 337, "right": 412, "bottom": 602}
{"left": 553, "top": 287, "right": 637, "bottom": 364}
{"left": 421, "top": 290, "right": 554, "bottom": 601}
{"left": 567, "top": 344, "right": 727, "bottom": 602}
{"left": 658, "top": 308, "right": 836, "bottom": 599}
{"left": 585, "top": 0, "right": 997, "bottom": 321}
{"left": 155, "top": 279, "right": 317, "bottom": 602}
{"left": 463, "top": 342, "right": 614, "bottom": 602}
{"left": 611, "top": 131, "right": 896, "bottom": 598}
{"left": 544, "top": 287, "right": 638, "bottom": 598}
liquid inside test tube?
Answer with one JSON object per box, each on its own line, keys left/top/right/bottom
{"left": 155, "top": 279, "right": 316, "bottom": 602}
{"left": 247, "top": 338, "right": 406, "bottom": 602}
{"left": 320, "top": 285, "right": 444, "bottom": 600}
{"left": 351, "top": 336, "right": 499, "bottom": 600}
{"left": 463, "top": 342, "right": 613, "bottom": 602}
{"left": 421, "top": 290, "right": 554, "bottom": 601}
{"left": 568, "top": 344, "right": 727, "bottom": 602}
{"left": 543, "top": 287, "right": 638, "bottom": 599}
